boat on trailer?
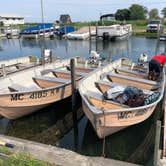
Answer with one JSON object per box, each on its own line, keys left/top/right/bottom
{"left": 0, "top": 57, "right": 97, "bottom": 119}
{"left": 78, "top": 58, "right": 165, "bottom": 138}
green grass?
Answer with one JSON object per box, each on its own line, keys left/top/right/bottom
{"left": 0, "top": 153, "right": 58, "bottom": 166}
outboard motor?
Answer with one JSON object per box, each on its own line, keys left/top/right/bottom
{"left": 138, "top": 53, "right": 148, "bottom": 66}
{"left": 89, "top": 51, "right": 101, "bottom": 64}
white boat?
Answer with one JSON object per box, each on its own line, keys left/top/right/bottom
{"left": 97, "top": 24, "right": 132, "bottom": 41}
{"left": 79, "top": 58, "right": 165, "bottom": 138}
{"left": 0, "top": 56, "right": 40, "bottom": 76}
{"left": 66, "top": 26, "right": 96, "bottom": 40}
{"left": 0, "top": 57, "right": 96, "bottom": 119}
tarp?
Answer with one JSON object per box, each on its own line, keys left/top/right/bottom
{"left": 21, "top": 23, "right": 54, "bottom": 33}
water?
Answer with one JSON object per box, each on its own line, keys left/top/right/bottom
{"left": 0, "top": 36, "right": 165, "bottom": 165}
{"left": 0, "top": 36, "right": 165, "bottom": 61}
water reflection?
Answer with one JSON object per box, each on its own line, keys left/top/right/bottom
{"left": 0, "top": 36, "right": 165, "bottom": 61}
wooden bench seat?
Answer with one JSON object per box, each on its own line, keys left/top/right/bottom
{"left": 114, "top": 67, "right": 147, "bottom": 78}
{"left": 32, "top": 76, "right": 70, "bottom": 88}
{"left": 51, "top": 69, "right": 86, "bottom": 79}
{"left": 8, "top": 83, "right": 40, "bottom": 92}
{"left": 95, "top": 80, "right": 119, "bottom": 94}
{"left": 66, "top": 65, "right": 94, "bottom": 73}
{"left": 86, "top": 91, "right": 129, "bottom": 110}
{"left": 106, "top": 72, "right": 159, "bottom": 91}
{"left": 95, "top": 80, "right": 153, "bottom": 94}
{"left": 41, "top": 69, "right": 86, "bottom": 78}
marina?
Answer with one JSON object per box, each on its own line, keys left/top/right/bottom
{"left": 0, "top": 36, "right": 165, "bottom": 165}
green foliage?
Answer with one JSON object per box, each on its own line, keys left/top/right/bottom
{"left": 0, "top": 147, "right": 11, "bottom": 155}
{"left": 149, "top": 8, "right": 159, "bottom": 19}
{"left": 115, "top": 9, "right": 131, "bottom": 21}
{"left": 127, "top": 20, "right": 148, "bottom": 26}
{"left": 129, "top": 4, "right": 148, "bottom": 20}
{"left": 0, "top": 153, "right": 57, "bottom": 166}
{"left": 161, "top": 7, "right": 166, "bottom": 17}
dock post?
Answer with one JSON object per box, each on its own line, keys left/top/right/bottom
{"left": 153, "top": 120, "right": 161, "bottom": 166}
{"left": 109, "top": 51, "right": 112, "bottom": 62}
{"left": 50, "top": 50, "right": 52, "bottom": 63}
{"left": 71, "top": 58, "right": 76, "bottom": 110}
{"left": 70, "top": 58, "right": 78, "bottom": 151}
{"left": 1, "top": 64, "right": 6, "bottom": 76}
{"left": 95, "top": 23, "right": 98, "bottom": 52}
{"left": 89, "top": 24, "right": 91, "bottom": 40}
{"left": 41, "top": 48, "right": 45, "bottom": 65}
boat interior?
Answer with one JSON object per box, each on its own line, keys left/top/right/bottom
{"left": 0, "top": 59, "right": 96, "bottom": 94}
{"left": 82, "top": 59, "right": 162, "bottom": 111}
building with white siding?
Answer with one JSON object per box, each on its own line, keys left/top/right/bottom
{"left": 0, "top": 14, "right": 24, "bottom": 26}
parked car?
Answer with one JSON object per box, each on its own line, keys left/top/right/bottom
{"left": 146, "top": 20, "right": 164, "bottom": 33}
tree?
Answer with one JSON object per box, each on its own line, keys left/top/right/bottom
{"left": 161, "top": 7, "right": 166, "bottom": 18}
{"left": 129, "top": 4, "right": 148, "bottom": 20}
{"left": 115, "top": 9, "right": 131, "bottom": 21}
{"left": 149, "top": 8, "right": 159, "bottom": 19}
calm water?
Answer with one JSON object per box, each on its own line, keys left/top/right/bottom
{"left": 0, "top": 36, "right": 165, "bottom": 61}
{"left": 0, "top": 36, "right": 165, "bottom": 165}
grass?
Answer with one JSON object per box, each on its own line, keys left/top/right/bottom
{"left": 0, "top": 151, "right": 58, "bottom": 166}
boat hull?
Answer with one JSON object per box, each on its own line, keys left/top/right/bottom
{"left": 82, "top": 97, "right": 156, "bottom": 138}
{"left": 0, "top": 83, "right": 74, "bottom": 119}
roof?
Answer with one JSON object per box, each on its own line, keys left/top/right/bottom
{"left": 100, "top": 14, "right": 115, "bottom": 20}
{"left": 0, "top": 14, "right": 24, "bottom": 19}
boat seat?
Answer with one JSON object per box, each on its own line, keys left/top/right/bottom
{"left": 41, "top": 69, "right": 86, "bottom": 77}
{"left": 86, "top": 91, "right": 129, "bottom": 110}
{"left": 40, "top": 69, "right": 55, "bottom": 75}
{"left": 95, "top": 80, "right": 120, "bottom": 93}
{"left": 115, "top": 67, "right": 147, "bottom": 76}
{"left": 66, "top": 65, "right": 94, "bottom": 73}
{"left": 8, "top": 83, "right": 41, "bottom": 92}
{"left": 32, "top": 76, "right": 70, "bottom": 84}
{"left": 51, "top": 69, "right": 86, "bottom": 76}
{"left": 95, "top": 80, "right": 153, "bottom": 94}
{"left": 107, "top": 72, "right": 159, "bottom": 85}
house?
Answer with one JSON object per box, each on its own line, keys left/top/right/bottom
{"left": 0, "top": 14, "right": 24, "bottom": 26}
{"left": 100, "top": 14, "right": 116, "bottom": 21}
{"left": 60, "top": 14, "right": 72, "bottom": 24}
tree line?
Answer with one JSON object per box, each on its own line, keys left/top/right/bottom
{"left": 115, "top": 4, "right": 166, "bottom": 21}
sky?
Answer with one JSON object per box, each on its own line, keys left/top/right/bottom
{"left": 0, "top": 0, "right": 166, "bottom": 23}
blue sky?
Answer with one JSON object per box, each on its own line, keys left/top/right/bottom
{"left": 0, "top": 0, "right": 166, "bottom": 22}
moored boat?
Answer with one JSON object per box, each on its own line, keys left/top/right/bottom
{"left": 78, "top": 58, "right": 165, "bottom": 138}
{"left": 20, "top": 23, "right": 59, "bottom": 39}
{"left": 0, "top": 56, "right": 40, "bottom": 77}
{"left": 0, "top": 57, "right": 97, "bottom": 119}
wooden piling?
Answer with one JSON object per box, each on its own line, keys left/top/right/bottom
{"left": 1, "top": 64, "right": 6, "bottom": 76}
{"left": 70, "top": 58, "right": 78, "bottom": 151}
{"left": 153, "top": 120, "right": 161, "bottom": 166}
{"left": 70, "top": 58, "right": 76, "bottom": 110}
